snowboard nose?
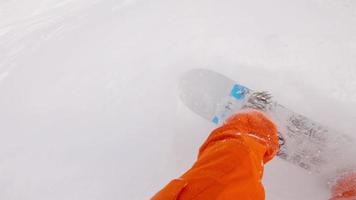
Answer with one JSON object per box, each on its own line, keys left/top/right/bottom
{"left": 179, "top": 69, "right": 248, "bottom": 123}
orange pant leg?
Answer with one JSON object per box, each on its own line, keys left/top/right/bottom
{"left": 152, "top": 111, "right": 279, "bottom": 200}
{"left": 330, "top": 172, "right": 356, "bottom": 200}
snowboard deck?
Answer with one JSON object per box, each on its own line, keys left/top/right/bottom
{"left": 179, "top": 69, "right": 355, "bottom": 175}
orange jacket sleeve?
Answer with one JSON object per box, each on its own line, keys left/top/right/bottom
{"left": 152, "top": 111, "right": 279, "bottom": 200}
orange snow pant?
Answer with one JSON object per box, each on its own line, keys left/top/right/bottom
{"left": 152, "top": 110, "right": 279, "bottom": 200}
{"left": 152, "top": 110, "right": 356, "bottom": 200}
{"left": 330, "top": 172, "right": 356, "bottom": 200}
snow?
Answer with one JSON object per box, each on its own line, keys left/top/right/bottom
{"left": 0, "top": 0, "right": 355, "bottom": 199}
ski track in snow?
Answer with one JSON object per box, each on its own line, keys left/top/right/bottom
{"left": 0, "top": 0, "right": 355, "bottom": 199}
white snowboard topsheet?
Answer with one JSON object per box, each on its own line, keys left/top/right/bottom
{"left": 180, "top": 69, "right": 356, "bottom": 177}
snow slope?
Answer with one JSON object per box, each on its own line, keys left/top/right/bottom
{"left": 0, "top": 0, "right": 355, "bottom": 199}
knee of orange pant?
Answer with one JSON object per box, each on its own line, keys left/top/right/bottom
{"left": 330, "top": 172, "right": 356, "bottom": 200}
{"left": 223, "top": 110, "right": 279, "bottom": 163}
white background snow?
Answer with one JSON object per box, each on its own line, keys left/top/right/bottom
{"left": 0, "top": 0, "right": 356, "bottom": 199}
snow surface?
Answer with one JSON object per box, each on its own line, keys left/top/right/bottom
{"left": 0, "top": 0, "right": 356, "bottom": 199}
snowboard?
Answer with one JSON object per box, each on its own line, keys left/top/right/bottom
{"left": 179, "top": 69, "right": 355, "bottom": 176}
